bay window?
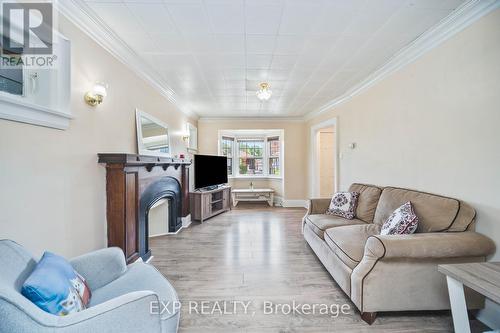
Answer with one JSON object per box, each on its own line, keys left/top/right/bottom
{"left": 238, "top": 139, "right": 264, "bottom": 175}
{"left": 219, "top": 131, "right": 282, "bottom": 178}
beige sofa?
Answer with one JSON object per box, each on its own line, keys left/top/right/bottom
{"left": 303, "top": 183, "right": 495, "bottom": 324}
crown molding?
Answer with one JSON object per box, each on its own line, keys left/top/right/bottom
{"left": 55, "top": 0, "right": 497, "bottom": 123}
{"left": 198, "top": 116, "right": 305, "bottom": 123}
{"left": 55, "top": 0, "right": 198, "bottom": 120}
{"left": 304, "top": 0, "right": 500, "bottom": 121}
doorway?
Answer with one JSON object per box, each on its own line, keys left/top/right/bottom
{"left": 310, "top": 118, "right": 338, "bottom": 198}
{"left": 317, "top": 127, "right": 335, "bottom": 197}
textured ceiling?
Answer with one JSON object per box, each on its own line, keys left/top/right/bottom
{"left": 83, "top": 0, "right": 466, "bottom": 118}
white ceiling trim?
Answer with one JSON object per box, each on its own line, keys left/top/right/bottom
{"left": 198, "top": 117, "right": 304, "bottom": 123}
{"left": 56, "top": 0, "right": 498, "bottom": 122}
{"left": 56, "top": 0, "right": 198, "bottom": 120}
{"left": 304, "top": 0, "right": 500, "bottom": 121}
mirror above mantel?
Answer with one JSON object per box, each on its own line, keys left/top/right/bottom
{"left": 135, "top": 109, "right": 171, "bottom": 158}
{"left": 186, "top": 122, "right": 198, "bottom": 153}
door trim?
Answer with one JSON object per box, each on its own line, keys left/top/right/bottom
{"left": 310, "top": 118, "right": 338, "bottom": 198}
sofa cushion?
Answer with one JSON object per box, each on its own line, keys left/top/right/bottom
{"left": 21, "top": 252, "right": 90, "bottom": 316}
{"left": 89, "top": 262, "right": 178, "bottom": 320}
{"left": 349, "top": 184, "right": 383, "bottom": 223}
{"left": 324, "top": 224, "right": 381, "bottom": 269}
{"left": 326, "top": 191, "right": 359, "bottom": 219}
{"left": 381, "top": 202, "right": 419, "bottom": 235}
{"left": 448, "top": 201, "right": 476, "bottom": 232}
{"left": 305, "top": 214, "right": 365, "bottom": 239}
{"left": 373, "top": 187, "right": 460, "bottom": 233}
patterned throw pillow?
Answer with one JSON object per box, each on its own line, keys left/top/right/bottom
{"left": 22, "top": 252, "right": 91, "bottom": 316}
{"left": 326, "top": 191, "right": 359, "bottom": 219}
{"left": 381, "top": 201, "right": 419, "bottom": 235}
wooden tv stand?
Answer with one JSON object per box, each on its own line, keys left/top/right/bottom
{"left": 190, "top": 186, "right": 231, "bottom": 222}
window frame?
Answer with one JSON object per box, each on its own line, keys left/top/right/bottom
{"left": 220, "top": 136, "right": 234, "bottom": 176}
{"left": 236, "top": 137, "right": 266, "bottom": 177}
{"left": 267, "top": 136, "right": 281, "bottom": 177}
{"left": 218, "top": 131, "right": 283, "bottom": 179}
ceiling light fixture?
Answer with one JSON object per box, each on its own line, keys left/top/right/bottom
{"left": 256, "top": 82, "right": 272, "bottom": 101}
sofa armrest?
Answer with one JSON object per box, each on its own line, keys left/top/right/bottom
{"left": 55, "top": 291, "right": 162, "bottom": 332}
{"left": 350, "top": 232, "right": 495, "bottom": 312}
{"left": 308, "top": 198, "right": 331, "bottom": 215}
{"left": 0, "top": 291, "right": 162, "bottom": 332}
{"left": 70, "top": 247, "right": 127, "bottom": 290}
{"left": 364, "top": 231, "right": 495, "bottom": 260}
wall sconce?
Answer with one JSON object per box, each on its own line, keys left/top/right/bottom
{"left": 182, "top": 132, "right": 190, "bottom": 144}
{"left": 85, "top": 82, "right": 108, "bottom": 106}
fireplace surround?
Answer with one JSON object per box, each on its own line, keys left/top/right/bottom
{"left": 98, "top": 153, "right": 191, "bottom": 263}
{"left": 140, "top": 176, "right": 181, "bottom": 246}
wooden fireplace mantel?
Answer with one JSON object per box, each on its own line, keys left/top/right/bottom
{"left": 98, "top": 153, "right": 191, "bottom": 170}
{"left": 98, "top": 153, "right": 191, "bottom": 263}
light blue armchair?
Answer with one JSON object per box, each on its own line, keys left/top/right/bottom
{"left": 0, "top": 240, "right": 180, "bottom": 332}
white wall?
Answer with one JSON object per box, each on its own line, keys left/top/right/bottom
{"left": 148, "top": 199, "right": 169, "bottom": 237}
{"left": 307, "top": 9, "right": 500, "bottom": 327}
{"left": 0, "top": 14, "right": 196, "bottom": 258}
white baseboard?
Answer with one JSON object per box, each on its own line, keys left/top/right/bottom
{"left": 149, "top": 215, "right": 192, "bottom": 237}
{"left": 149, "top": 232, "right": 168, "bottom": 238}
{"left": 135, "top": 256, "right": 154, "bottom": 263}
{"left": 282, "top": 199, "right": 308, "bottom": 208}
{"left": 273, "top": 196, "right": 284, "bottom": 206}
{"left": 182, "top": 214, "right": 192, "bottom": 228}
{"left": 477, "top": 300, "right": 500, "bottom": 330}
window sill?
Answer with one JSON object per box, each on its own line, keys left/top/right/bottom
{"left": 0, "top": 93, "right": 72, "bottom": 130}
{"left": 229, "top": 175, "right": 282, "bottom": 180}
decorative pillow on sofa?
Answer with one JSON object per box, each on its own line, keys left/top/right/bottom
{"left": 21, "top": 252, "right": 91, "bottom": 316}
{"left": 326, "top": 191, "right": 360, "bottom": 219}
{"left": 381, "top": 201, "right": 419, "bottom": 235}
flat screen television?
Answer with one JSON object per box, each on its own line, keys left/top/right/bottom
{"left": 194, "top": 154, "right": 228, "bottom": 189}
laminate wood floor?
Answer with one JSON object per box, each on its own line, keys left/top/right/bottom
{"left": 150, "top": 204, "right": 488, "bottom": 333}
